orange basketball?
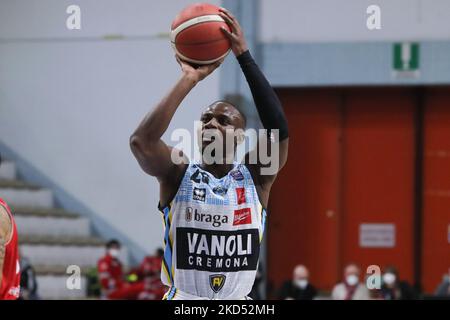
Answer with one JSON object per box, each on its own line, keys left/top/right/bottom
{"left": 171, "top": 3, "right": 232, "bottom": 65}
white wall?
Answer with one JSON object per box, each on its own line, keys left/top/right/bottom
{"left": 0, "top": 0, "right": 222, "bottom": 257}
{"left": 260, "top": 0, "right": 450, "bottom": 43}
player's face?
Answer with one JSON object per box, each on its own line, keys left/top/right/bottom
{"left": 199, "top": 103, "right": 245, "bottom": 154}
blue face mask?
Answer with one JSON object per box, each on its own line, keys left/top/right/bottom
{"left": 346, "top": 275, "right": 359, "bottom": 286}
{"left": 295, "top": 279, "right": 308, "bottom": 289}
{"left": 108, "top": 249, "right": 120, "bottom": 258}
{"left": 382, "top": 273, "right": 396, "bottom": 285}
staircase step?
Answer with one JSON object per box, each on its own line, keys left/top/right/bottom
{"left": 0, "top": 182, "right": 53, "bottom": 208}
{"left": 0, "top": 179, "right": 40, "bottom": 190}
{"left": 34, "top": 265, "right": 94, "bottom": 276}
{"left": 20, "top": 244, "right": 104, "bottom": 268}
{"left": 11, "top": 206, "right": 80, "bottom": 218}
{"left": 36, "top": 275, "right": 88, "bottom": 299}
{"left": 20, "top": 242, "right": 128, "bottom": 268}
{"left": 0, "top": 161, "right": 16, "bottom": 180}
{"left": 0, "top": 189, "right": 53, "bottom": 208}
{"left": 20, "top": 235, "right": 105, "bottom": 246}
{"left": 15, "top": 215, "right": 91, "bottom": 237}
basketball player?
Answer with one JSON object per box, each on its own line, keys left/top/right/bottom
{"left": 130, "top": 8, "right": 288, "bottom": 300}
{"left": 0, "top": 154, "right": 21, "bottom": 300}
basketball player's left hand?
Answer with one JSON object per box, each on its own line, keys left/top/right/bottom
{"left": 176, "top": 55, "right": 224, "bottom": 83}
{"left": 219, "top": 8, "right": 249, "bottom": 57}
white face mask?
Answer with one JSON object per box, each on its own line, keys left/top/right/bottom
{"left": 383, "top": 273, "right": 396, "bottom": 285}
{"left": 108, "top": 248, "right": 120, "bottom": 258}
{"left": 295, "top": 279, "right": 308, "bottom": 289}
{"left": 346, "top": 275, "right": 359, "bottom": 286}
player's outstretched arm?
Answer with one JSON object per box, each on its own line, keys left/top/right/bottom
{"left": 0, "top": 206, "right": 12, "bottom": 288}
{"left": 220, "top": 8, "right": 289, "bottom": 186}
{"left": 130, "top": 57, "right": 223, "bottom": 180}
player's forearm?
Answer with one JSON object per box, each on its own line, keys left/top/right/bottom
{"left": 131, "top": 74, "right": 197, "bottom": 145}
{"left": 237, "top": 50, "right": 289, "bottom": 141}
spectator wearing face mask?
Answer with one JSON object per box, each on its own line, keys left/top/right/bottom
{"left": 380, "top": 266, "right": 416, "bottom": 300}
{"left": 331, "top": 264, "right": 370, "bottom": 300}
{"left": 277, "top": 265, "right": 317, "bottom": 300}
{"left": 435, "top": 268, "right": 450, "bottom": 298}
{"left": 98, "top": 239, "right": 124, "bottom": 299}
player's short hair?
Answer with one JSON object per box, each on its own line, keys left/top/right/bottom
{"left": 206, "top": 100, "right": 247, "bottom": 128}
{"left": 106, "top": 239, "right": 121, "bottom": 249}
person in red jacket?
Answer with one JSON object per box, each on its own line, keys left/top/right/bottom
{"left": 0, "top": 156, "right": 21, "bottom": 300}
{"left": 136, "top": 254, "right": 166, "bottom": 300}
{"left": 97, "top": 239, "right": 144, "bottom": 299}
{"left": 97, "top": 239, "right": 124, "bottom": 298}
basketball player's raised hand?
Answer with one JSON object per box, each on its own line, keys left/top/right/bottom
{"left": 219, "top": 8, "right": 249, "bottom": 57}
{"left": 175, "top": 55, "right": 223, "bottom": 84}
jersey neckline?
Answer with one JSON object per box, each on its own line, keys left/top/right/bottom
{"left": 192, "top": 162, "right": 241, "bottom": 182}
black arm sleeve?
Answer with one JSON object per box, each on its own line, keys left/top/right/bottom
{"left": 237, "top": 50, "right": 289, "bottom": 141}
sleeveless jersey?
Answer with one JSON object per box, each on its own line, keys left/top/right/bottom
{"left": 0, "top": 198, "right": 21, "bottom": 300}
{"left": 159, "top": 163, "right": 266, "bottom": 299}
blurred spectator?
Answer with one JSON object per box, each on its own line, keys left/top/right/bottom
{"left": 332, "top": 264, "right": 370, "bottom": 300}
{"left": 97, "top": 239, "right": 143, "bottom": 299}
{"left": 380, "top": 266, "right": 416, "bottom": 300}
{"left": 435, "top": 268, "right": 450, "bottom": 297}
{"left": 98, "top": 239, "right": 123, "bottom": 298}
{"left": 136, "top": 255, "right": 166, "bottom": 300}
{"left": 278, "top": 265, "right": 317, "bottom": 300}
{"left": 124, "top": 248, "right": 166, "bottom": 300}
{"left": 19, "top": 256, "right": 39, "bottom": 300}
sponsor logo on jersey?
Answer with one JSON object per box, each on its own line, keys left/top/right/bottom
{"left": 193, "top": 187, "right": 206, "bottom": 202}
{"left": 184, "top": 208, "right": 229, "bottom": 227}
{"left": 233, "top": 208, "right": 252, "bottom": 226}
{"left": 230, "top": 170, "right": 244, "bottom": 181}
{"left": 235, "top": 187, "right": 246, "bottom": 205}
{"left": 190, "top": 169, "right": 210, "bottom": 184}
{"left": 185, "top": 207, "right": 193, "bottom": 222}
{"left": 177, "top": 227, "right": 260, "bottom": 272}
{"left": 212, "top": 186, "right": 228, "bottom": 196}
{"left": 209, "top": 274, "right": 226, "bottom": 293}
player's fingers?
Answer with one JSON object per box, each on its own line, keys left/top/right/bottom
{"left": 175, "top": 54, "right": 183, "bottom": 66}
{"left": 207, "top": 60, "right": 221, "bottom": 71}
{"left": 219, "top": 7, "right": 237, "bottom": 22}
{"left": 214, "top": 58, "right": 225, "bottom": 68}
{"left": 220, "top": 26, "right": 237, "bottom": 41}
{"left": 219, "top": 12, "right": 238, "bottom": 33}
{"left": 202, "top": 58, "right": 223, "bottom": 73}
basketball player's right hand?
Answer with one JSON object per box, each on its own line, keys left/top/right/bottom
{"left": 176, "top": 55, "right": 223, "bottom": 84}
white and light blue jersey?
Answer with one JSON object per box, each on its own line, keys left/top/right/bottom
{"left": 159, "top": 162, "right": 266, "bottom": 300}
